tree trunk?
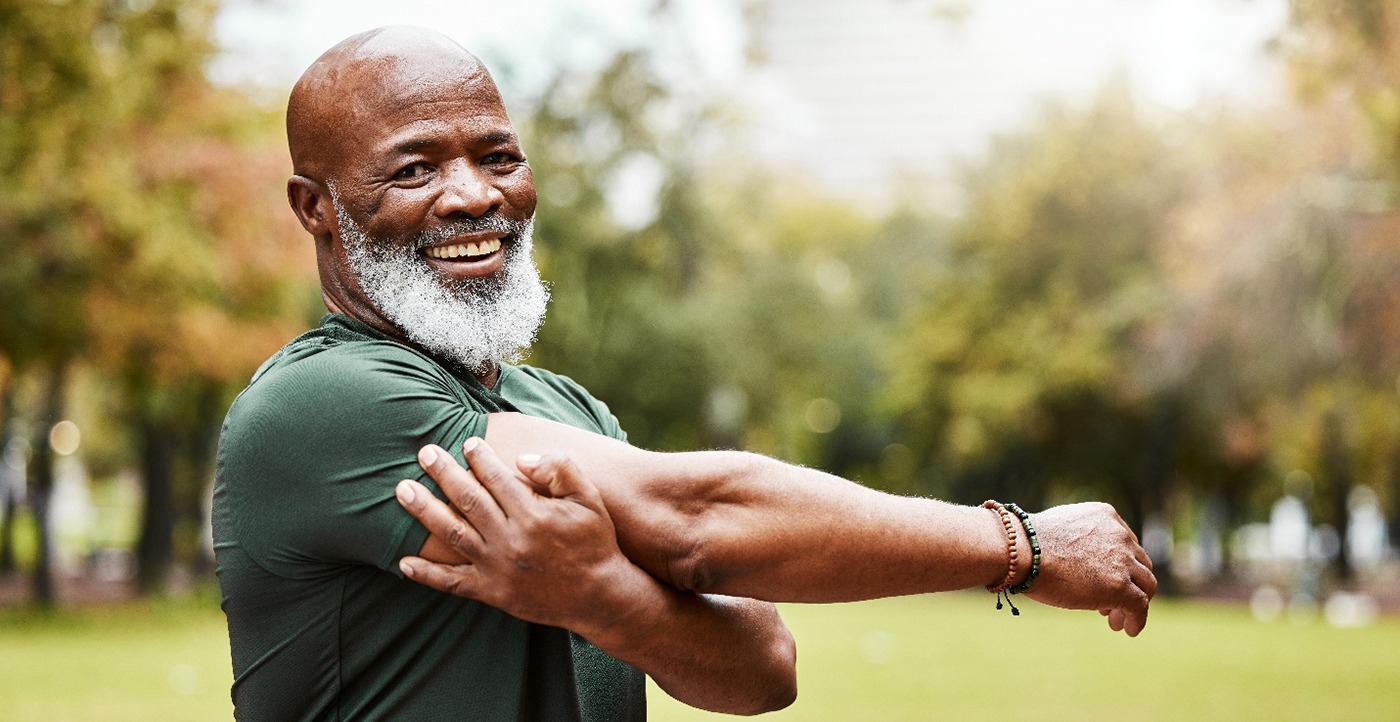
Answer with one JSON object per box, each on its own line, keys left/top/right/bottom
{"left": 135, "top": 416, "right": 178, "bottom": 594}
{"left": 184, "top": 382, "right": 223, "bottom": 577}
{"left": 0, "top": 379, "right": 16, "bottom": 574}
{"left": 1323, "top": 412, "right": 1353, "bottom": 585}
{"left": 29, "top": 362, "right": 67, "bottom": 607}
{"left": 1141, "top": 405, "right": 1177, "bottom": 595}
{"left": 1390, "top": 442, "right": 1400, "bottom": 560}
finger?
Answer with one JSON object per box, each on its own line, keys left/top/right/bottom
{"left": 415, "top": 445, "right": 508, "bottom": 537}
{"left": 1132, "top": 561, "right": 1158, "bottom": 600}
{"left": 398, "top": 556, "right": 483, "bottom": 600}
{"left": 1095, "top": 503, "right": 1141, "bottom": 544}
{"left": 1114, "top": 579, "right": 1148, "bottom": 635}
{"left": 462, "top": 438, "right": 534, "bottom": 517}
{"left": 1099, "top": 609, "right": 1112, "bottom": 617}
{"left": 1124, "top": 599, "right": 1149, "bottom": 637}
{"left": 1106, "top": 608, "right": 1126, "bottom": 632}
{"left": 517, "top": 454, "right": 596, "bottom": 502}
{"left": 396, "top": 479, "right": 487, "bottom": 557}
{"left": 1136, "top": 544, "right": 1154, "bottom": 571}
{"left": 1125, "top": 611, "right": 1148, "bottom": 637}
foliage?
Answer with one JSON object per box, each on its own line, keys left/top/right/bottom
{"left": 3, "top": 0, "right": 1400, "bottom": 600}
{"left": 522, "top": 47, "right": 903, "bottom": 471}
{"left": 0, "top": 0, "right": 315, "bottom": 595}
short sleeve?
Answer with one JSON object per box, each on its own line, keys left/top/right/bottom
{"left": 500, "top": 366, "right": 629, "bottom": 443}
{"left": 218, "top": 344, "right": 486, "bottom": 579}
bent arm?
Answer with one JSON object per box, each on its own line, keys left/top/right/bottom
{"left": 405, "top": 441, "right": 796, "bottom": 715}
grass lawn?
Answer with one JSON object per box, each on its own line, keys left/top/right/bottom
{"left": 0, "top": 591, "right": 1395, "bottom": 721}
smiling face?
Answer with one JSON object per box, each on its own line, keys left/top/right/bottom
{"left": 286, "top": 27, "right": 548, "bottom": 377}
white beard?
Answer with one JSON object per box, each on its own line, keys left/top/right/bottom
{"left": 333, "top": 197, "right": 550, "bottom": 374}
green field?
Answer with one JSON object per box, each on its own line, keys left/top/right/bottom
{"left": 0, "top": 592, "right": 1395, "bottom": 721}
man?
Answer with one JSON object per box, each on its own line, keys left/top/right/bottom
{"left": 214, "top": 25, "right": 1155, "bottom": 722}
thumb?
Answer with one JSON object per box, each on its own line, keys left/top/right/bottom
{"left": 518, "top": 453, "right": 593, "bottom": 500}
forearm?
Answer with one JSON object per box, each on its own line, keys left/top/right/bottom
{"left": 578, "top": 565, "right": 796, "bottom": 715}
{"left": 611, "top": 450, "right": 1011, "bottom": 601}
{"left": 483, "top": 413, "right": 1011, "bottom": 602}
{"left": 402, "top": 441, "right": 797, "bottom": 713}
{"left": 422, "top": 418, "right": 1153, "bottom": 637}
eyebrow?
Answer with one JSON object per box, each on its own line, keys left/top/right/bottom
{"left": 393, "top": 138, "right": 436, "bottom": 154}
{"left": 392, "top": 131, "right": 519, "bottom": 155}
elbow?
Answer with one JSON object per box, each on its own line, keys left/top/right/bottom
{"left": 735, "top": 603, "right": 800, "bottom": 715}
{"left": 664, "top": 451, "right": 773, "bottom": 595}
{"left": 755, "top": 628, "right": 799, "bottom": 714}
{"left": 668, "top": 533, "right": 720, "bottom": 595}
{"left": 714, "top": 623, "right": 798, "bottom": 716}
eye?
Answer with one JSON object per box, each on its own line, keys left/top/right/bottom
{"left": 482, "top": 152, "right": 522, "bottom": 165}
{"left": 394, "top": 162, "right": 431, "bottom": 179}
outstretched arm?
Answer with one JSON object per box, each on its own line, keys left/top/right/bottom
{"left": 398, "top": 439, "right": 797, "bottom": 716}
{"left": 407, "top": 412, "right": 1155, "bottom": 633}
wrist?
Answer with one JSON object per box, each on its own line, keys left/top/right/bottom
{"left": 979, "top": 501, "right": 1019, "bottom": 592}
{"left": 571, "top": 557, "right": 667, "bottom": 648}
{"left": 1008, "top": 515, "right": 1033, "bottom": 588}
{"left": 980, "top": 499, "right": 1038, "bottom": 615}
{"left": 1004, "top": 503, "right": 1040, "bottom": 594}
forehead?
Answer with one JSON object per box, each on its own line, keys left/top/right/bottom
{"left": 346, "top": 60, "right": 516, "bottom": 159}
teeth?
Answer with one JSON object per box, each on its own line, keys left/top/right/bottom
{"left": 425, "top": 238, "right": 502, "bottom": 260}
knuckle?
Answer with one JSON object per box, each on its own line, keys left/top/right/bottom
{"left": 452, "top": 488, "right": 482, "bottom": 517}
{"left": 556, "top": 456, "right": 583, "bottom": 478}
{"left": 445, "top": 522, "right": 471, "bottom": 549}
{"left": 481, "top": 464, "right": 513, "bottom": 487}
{"left": 505, "top": 539, "right": 531, "bottom": 563}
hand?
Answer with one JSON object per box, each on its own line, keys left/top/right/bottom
{"left": 395, "top": 438, "right": 646, "bottom": 635}
{"left": 1021, "top": 502, "right": 1157, "bottom": 636}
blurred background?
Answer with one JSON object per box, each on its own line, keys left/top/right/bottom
{"left": 2, "top": 0, "right": 1399, "bottom": 719}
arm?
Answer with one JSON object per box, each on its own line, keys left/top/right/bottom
{"left": 489, "top": 413, "right": 1154, "bottom": 625}
{"left": 416, "top": 412, "right": 1156, "bottom": 634}
{"left": 398, "top": 440, "right": 797, "bottom": 715}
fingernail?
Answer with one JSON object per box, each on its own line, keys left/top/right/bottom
{"left": 399, "top": 559, "right": 415, "bottom": 577}
{"left": 396, "top": 481, "right": 416, "bottom": 504}
{"left": 419, "top": 445, "right": 438, "bottom": 466}
{"left": 517, "top": 453, "right": 541, "bottom": 469}
{"left": 463, "top": 437, "right": 480, "bottom": 453}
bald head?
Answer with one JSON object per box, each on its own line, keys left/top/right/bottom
{"left": 286, "top": 26, "right": 492, "bottom": 181}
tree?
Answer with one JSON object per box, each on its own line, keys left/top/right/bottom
{"left": 0, "top": 0, "right": 315, "bottom": 599}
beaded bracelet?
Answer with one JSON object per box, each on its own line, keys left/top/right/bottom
{"left": 1004, "top": 502, "right": 1041, "bottom": 596}
{"left": 980, "top": 500, "right": 1021, "bottom": 615}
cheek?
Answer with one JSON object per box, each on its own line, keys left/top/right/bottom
{"left": 362, "top": 191, "right": 435, "bottom": 237}
{"left": 506, "top": 168, "right": 537, "bottom": 217}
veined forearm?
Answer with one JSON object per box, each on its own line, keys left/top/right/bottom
{"left": 609, "top": 450, "right": 1011, "bottom": 602}
{"left": 482, "top": 413, "right": 1015, "bottom": 603}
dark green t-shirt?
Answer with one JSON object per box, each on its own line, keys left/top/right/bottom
{"left": 213, "top": 314, "right": 646, "bottom": 721}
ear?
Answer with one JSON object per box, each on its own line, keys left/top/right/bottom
{"left": 287, "top": 175, "right": 335, "bottom": 236}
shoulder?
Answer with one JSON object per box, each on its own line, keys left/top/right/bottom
{"left": 508, "top": 364, "right": 591, "bottom": 396}
{"left": 220, "top": 337, "right": 474, "bottom": 469}
{"left": 216, "top": 335, "right": 490, "bottom": 571}
{"left": 503, "top": 365, "right": 627, "bottom": 441}
{"left": 239, "top": 339, "right": 456, "bottom": 414}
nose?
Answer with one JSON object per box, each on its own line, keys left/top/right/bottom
{"left": 433, "top": 159, "right": 504, "bottom": 219}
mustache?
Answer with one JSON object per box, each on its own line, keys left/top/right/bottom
{"left": 411, "top": 214, "right": 533, "bottom": 250}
